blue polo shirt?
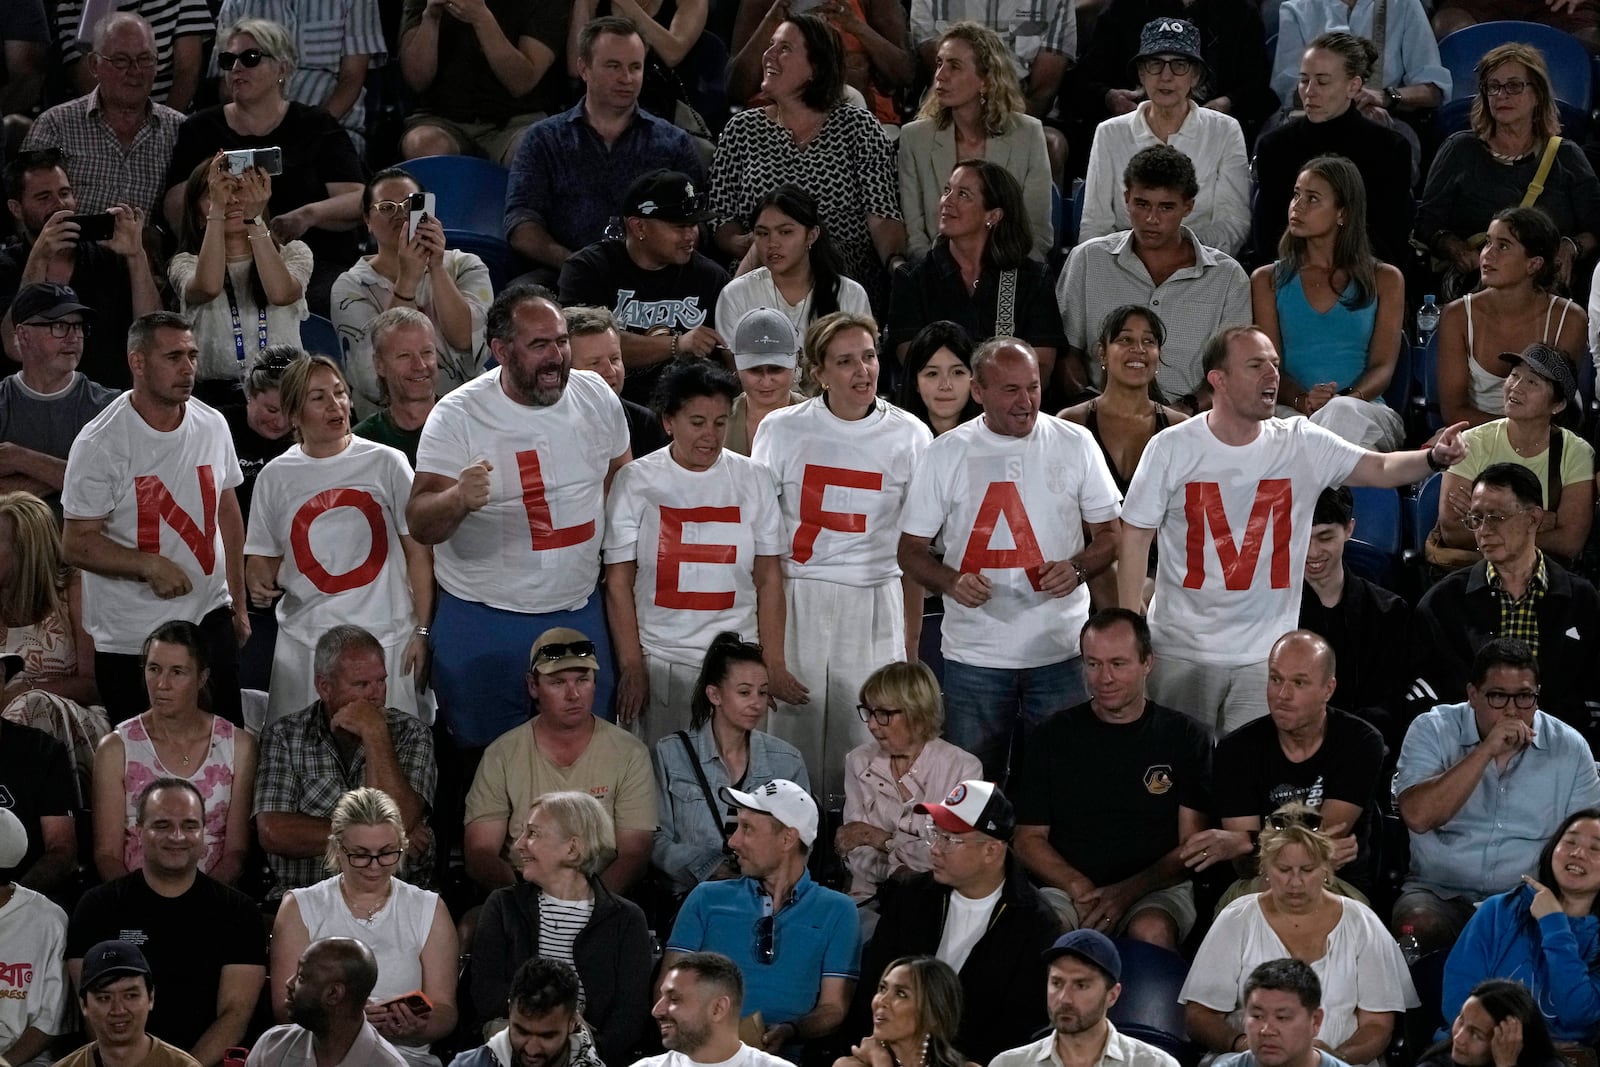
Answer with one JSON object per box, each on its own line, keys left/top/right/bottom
{"left": 667, "top": 869, "right": 861, "bottom": 1024}
{"left": 1395, "top": 701, "right": 1600, "bottom": 899}
{"left": 503, "top": 99, "right": 702, "bottom": 253}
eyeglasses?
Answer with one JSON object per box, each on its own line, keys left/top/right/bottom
{"left": 217, "top": 49, "right": 272, "bottom": 70}
{"left": 753, "top": 915, "right": 775, "bottom": 964}
{"left": 23, "top": 320, "right": 89, "bottom": 338}
{"left": 532, "top": 640, "right": 597, "bottom": 663}
{"left": 1138, "top": 57, "right": 1194, "bottom": 77}
{"left": 1267, "top": 810, "right": 1323, "bottom": 831}
{"left": 1482, "top": 688, "right": 1539, "bottom": 709}
{"left": 856, "top": 703, "right": 905, "bottom": 725}
{"left": 339, "top": 843, "right": 404, "bottom": 868}
{"left": 1462, "top": 508, "right": 1531, "bottom": 531}
{"left": 922, "top": 827, "right": 977, "bottom": 848}
{"left": 95, "top": 52, "right": 157, "bottom": 71}
{"left": 1484, "top": 79, "right": 1529, "bottom": 97}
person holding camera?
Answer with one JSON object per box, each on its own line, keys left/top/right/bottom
{"left": 168, "top": 153, "right": 311, "bottom": 407}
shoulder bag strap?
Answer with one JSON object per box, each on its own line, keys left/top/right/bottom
{"left": 995, "top": 269, "right": 1018, "bottom": 337}
{"left": 677, "top": 730, "right": 730, "bottom": 843}
{"left": 1522, "top": 137, "right": 1563, "bottom": 207}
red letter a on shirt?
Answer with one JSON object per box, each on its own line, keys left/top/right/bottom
{"left": 1183, "top": 479, "right": 1292, "bottom": 590}
{"left": 135, "top": 466, "right": 218, "bottom": 573}
{"left": 517, "top": 450, "right": 594, "bottom": 550}
{"left": 958, "top": 482, "right": 1044, "bottom": 590}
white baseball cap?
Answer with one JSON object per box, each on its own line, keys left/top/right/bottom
{"left": 719, "top": 779, "right": 818, "bottom": 846}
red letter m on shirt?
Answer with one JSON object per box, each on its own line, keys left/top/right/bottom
{"left": 1183, "top": 479, "right": 1291, "bottom": 590}
{"left": 135, "top": 466, "right": 218, "bottom": 573}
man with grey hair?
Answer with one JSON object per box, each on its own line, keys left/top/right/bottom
{"left": 898, "top": 338, "right": 1123, "bottom": 779}
{"left": 353, "top": 306, "right": 441, "bottom": 467}
{"left": 249, "top": 938, "right": 406, "bottom": 1066}
{"left": 21, "top": 12, "right": 183, "bottom": 217}
{"left": 565, "top": 304, "right": 666, "bottom": 457}
{"left": 54, "top": 0, "right": 212, "bottom": 111}
{"left": 255, "top": 624, "right": 437, "bottom": 896}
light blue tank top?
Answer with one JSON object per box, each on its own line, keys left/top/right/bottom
{"left": 1276, "top": 270, "right": 1377, "bottom": 391}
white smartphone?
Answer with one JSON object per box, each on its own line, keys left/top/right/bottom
{"left": 408, "top": 192, "right": 436, "bottom": 240}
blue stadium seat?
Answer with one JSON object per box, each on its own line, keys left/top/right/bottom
{"left": 1107, "top": 938, "right": 1192, "bottom": 1058}
{"left": 398, "top": 155, "right": 519, "bottom": 287}
{"left": 1346, "top": 486, "right": 1403, "bottom": 586}
{"left": 1383, "top": 336, "right": 1411, "bottom": 413}
{"left": 1417, "top": 332, "right": 1443, "bottom": 434}
{"left": 1407, "top": 471, "right": 1444, "bottom": 552}
{"left": 300, "top": 313, "right": 342, "bottom": 364}
{"left": 1051, "top": 183, "right": 1065, "bottom": 251}
{"left": 1068, "top": 177, "right": 1085, "bottom": 247}
{"left": 1437, "top": 22, "right": 1591, "bottom": 136}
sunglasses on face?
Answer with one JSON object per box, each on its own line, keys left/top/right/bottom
{"left": 218, "top": 49, "right": 271, "bottom": 70}
{"left": 533, "top": 640, "right": 597, "bottom": 663}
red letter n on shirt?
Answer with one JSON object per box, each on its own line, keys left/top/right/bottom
{"left": 517, "top": 450, "right": 594, "bottom": 550}
{"left": 958, "top": 482, "right": 1045, "bottom": 591}
{"left": 657, "top": 506, "right": 740, "bottom": 609}
{"left": 793, "top": 464, "right": 882, "bottom": 563}
{"left": 1183, "top": 479, "right": 1292, "bottom": 590}
{"left": 135, "top": 465, "right": 217, "bottom": 573}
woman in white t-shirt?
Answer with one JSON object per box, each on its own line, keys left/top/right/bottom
{"left": 244, "top": 355, "right": 433, "bottom": 724}
{"left": 168, "top": 154, "right": 311, "bottom": 407}
{"left": 603, "top": 360, "right": 787, "bottom": 747}
{"left": 751, "top": 311, "right": 933, "bottom": 800}
{"left": 1180, "top": 807, "right": 1418, "bottom": 1067}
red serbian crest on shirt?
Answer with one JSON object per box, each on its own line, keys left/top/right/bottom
{"left": 1183, "top": 479, "right": 1292, "bottom": 590}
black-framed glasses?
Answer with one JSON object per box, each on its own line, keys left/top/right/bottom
{"left": 1483, "top": 688, "right": 1539, "bottom": 710}
{"left": 1138, "top": 57, "right": 1194, "bottom": 77}
{"left": 339, "top": 843, "right": 403, "bottom": 868}
{"left": 1462, "top": 508, "right": 1531, "bottom": 531}
{"left": 1267, "top": 810, "right": 1323, "bottom": 831}
{"left": 22, "top": 320, "right": 89, "bottom": 339}
{"left": 533, "top": 640, "right": 597, "bottom": 663}
{"left": 753, "top": 915, "right": 775, "bottom": 964}
{"left": 856, "top": 703, "right": 905, "bottom": 725}
{"left": 218, "top": 49, "right": 271, "bottom": 70}
{"left": 1484, "top": 79, "right": 1529, "bottom": 97}
{"left": 95, "top": 52, "right": 157, "bottom": 72}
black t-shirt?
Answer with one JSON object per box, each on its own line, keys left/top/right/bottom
{"left": 221, "top": 403, "right": 292, "bottom": 525}
{"left": 622, "top": 396, "right": 667, "bottom": 457}
{"left": 884, "top": 246, "right": 1065, "bottom": 360}
{"left": 67, "top": 872, "right": 266, "bottom": 1051}
{"left": 0, "top": 720, "right": 74, "bottom": 878}
{"left": 1213, "top": 708, "right": 1387, "bottom": 888}
{"left": 557, "top": 239, "right": 729, "bottom": 406}
{"left": 163, "top": 102, "right": 365, "bottom": 271}
{"left": 0, "top": 240, "right": 136, "bottom": 390}
{"left": 1014, "top": 701, "right": 1212, "bottom": 886}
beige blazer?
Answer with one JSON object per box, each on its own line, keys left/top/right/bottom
{"left": 897, "top": 112, "right": 1055, "bottom": 261}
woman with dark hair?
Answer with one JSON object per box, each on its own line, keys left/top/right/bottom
{"left": 728, "top": 0, "right": 912, "bottom": 128}
{"left": 651, "top": 631, "right": 809, "bottom": 894}
{"left": 244, "top": 355, "right": 433, "bottom": 724}
{"left": 332, "top": 168, "right": 491, "bottom": 419}
{"left": 1438, "top": 206, "right": 1588, "bottom": 428}
{"left": 898, "top": 21, "right": 1052, "bottom": 261}
{"left": 1441, "top": 812, "right": 1600, "bottom": 1045}
{"left": 716, "top": 184, "right": 872, "bottom": 354}
{"left": 898, "top": 321, "right": 980, "bottom": 435}
{"left": 1421, "top": 979, "right": 1565, "bottom": 1067}
{"left": 752, "top": 312, "right": 931, "bottom": 800}
{"left": 1418, "top": 42, "right": 1600, "bottom": 298}
{"left": 1252, "top": 155, "right": 1405, "bottom": 450}
{"left": 168, "top": 153, "right": 311, "bottom": 407}
{"left": 92, "top": 620, "right": 256, "bottom": 885}
{"left": 834, "top": 956, "right": 978, "bottom": 1067}
{"left": 885, "top": 159, "right": 1063, "bottom": 381}
{"left": 603, "top": 360, "right": 786, "bottom": 745}
{"left": 710, "top": 14, "right": 903, "bottom": 298}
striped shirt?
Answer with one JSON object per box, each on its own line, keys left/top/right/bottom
{"left": 908, "top": 0, "right": 1076, "bottom": 79}
{"left": 537, "top": 893, "right": 594, "bottom": 1010}
{"left": 21, "top": 88, "right": 183, "bottom": 215}
{"left": 211, "top": 0, "right": 386, "bottom": 152}
{"left": 56, "top": 0, "right": 214, "bottom": 105}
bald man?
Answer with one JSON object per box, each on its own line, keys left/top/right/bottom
{"left": 248, "top": 938, "right": 406, "bottom": 1066}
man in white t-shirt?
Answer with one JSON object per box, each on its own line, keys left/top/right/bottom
{"left": 61, "top": 310, "right": 248, "bottom": 726}
{"left": 0, "top": 807, "right": 69, "bottom": 1067}
{"left": 898, "top": 338, "right": 1123, "bottom": 780}
{"left": 408, "top": 285, "right": 633, "bottom": 751}
{"left": 1118, "top": 325, "right": 1468, "bottom": 735}
{"left": 633, "top": 952, "right": 792, "bottom": 1067}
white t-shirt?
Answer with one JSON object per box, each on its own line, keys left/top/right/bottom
{"left": 62, "top": 395, "right": 244, "bottom": 654}
{"left": 0, "top": 886, "right": 68, "bottom": 1053}
{"left": 244, "top": 437, "right": 415, "bottom": 645}
{"left": 935, "top": 881, "right": 1002, "bottom": 974}
{"left": 752, "top": 398, "right": 932, "bottom": 586}
{"left": 603, "top": 449, "right": 784, "bottom": 665}
{"left": 415, "top": 369, "right": 628, "bottom": 612}
{"left": 714, "top": 267, "right": 872, "bottom": 346}
{"left": 899, "top": 415, "right": 1122, "bottom": 668}
{"left": 1121, "top": 415, "right": 1367, "bottom": 666}
{"left": 630, "top": 1044, "right": 797, "bottom": 1067}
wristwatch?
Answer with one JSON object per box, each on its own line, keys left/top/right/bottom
{"left": 1385, "top": 86, "right": 1402, "bottom": 110}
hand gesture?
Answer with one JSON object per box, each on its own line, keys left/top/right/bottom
{"left": 1303, "top": 382, "right": 1338, "bottom": 415}
{"left": 1430, "top": 421, "right": 1469, "bottom": 468}
{"left": 1180, "top": 828, "right": 1252, "bottom": 871}
{"left": 456, "top": 459, "right": 493, "bottom": 512}
{"left": 1079, "top": 880, "right": 1140, "bottom": 931}
{"left": 412, "top": 213, "right": 447, "bottom": 272}
{"left": 945, "top": 570, "right": 992, "bottom": 608}
{"left": 143, "top": 555, "right": 193, "bottom": 599}
{"left": 105, "top": 205, "right": 145, "bottom": 257}
{"left": 269, "top": 205, "right": 313, "bottom": 243}
{"left": 245, "top": 557, "right": 283, "bottom": 608}
{"left": 677, "top": 325, "right": 726, "bottom": 358}
{"left": 402, "top": 633, "right": 428, "bottom": 679}
{"left": 1490, "top": 1015, "right": 1524, "bottom": 1067}
{"left": 615, "top": 660, "right": 649, "bottom": 724}
{"left": 441, "top": 0, "right": 490, "bottom": 26}
{"left": 1522, "top": 874, "right": 1562, "bottom": 919}
{"left": 232, "top": 607, "right": 252, "bottom": 647}
{"left": 1481, "top": 715, "right": 1533, "bottom": 758}
{"left": 237, "top": 166, "right": 272, "bottom": 222}
{"left": 1106, "top": 89, "right": 1139, "bottom": 115}
{"left": 767, "top": 663, "right": 810, "bottom": 706}
{"left": 1036, "top": 559, "right": 1083, "bottom": 598}
{"left": 34, "top": 209, "right": 82, "bottom": 260}
{"left": 1446, "top": 483, "right": 1474, "bottom": 523}
{"left": 329, "top": 698, "right": 388, "bottom": 742}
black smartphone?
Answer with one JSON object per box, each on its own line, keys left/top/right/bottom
{"left": 66, "top": 213, "right": 115, "bottom": 241}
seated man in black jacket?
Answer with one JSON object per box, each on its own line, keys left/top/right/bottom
{"left": 854, "top": 781, "right": 1063, "bottom": 1065}
{"left": 1413, "top": 462, "right": 1600, "bottom": 751}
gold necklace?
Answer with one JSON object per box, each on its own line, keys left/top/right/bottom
{"left": 340, "top": 875, "right": 392, "bottom": 923}
{"left": 145, "top": 712, "right": 204, "bottom": 767}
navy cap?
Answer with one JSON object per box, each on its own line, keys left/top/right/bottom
{"left": 1041, "top": 929, "right": 1122, "bottom": 984}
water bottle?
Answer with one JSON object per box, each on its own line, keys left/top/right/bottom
{"left": 1416, "top": 295, "right": 1441, "bottom": 341}
{"left": 1397, "top": 923, "right": 1421, "bottom": 966}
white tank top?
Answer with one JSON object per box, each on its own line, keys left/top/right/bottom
{"left": 1464, "top": 291, "right": 1575, "bottom": 414}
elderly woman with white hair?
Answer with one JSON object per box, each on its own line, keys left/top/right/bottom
{"left": 270, "top": 787, "right": 459, "bottom": 1067}
{"left": 470, "top": 791, "right": 653, "bottom": 1065}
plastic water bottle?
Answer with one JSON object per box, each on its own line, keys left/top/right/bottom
{"left": 1416, "top": 295, "right": 1441, "bottom": 341}
{"left": 1397, "top": 923, "right": 1422, "bottom": 966}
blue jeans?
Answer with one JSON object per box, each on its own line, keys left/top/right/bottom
{"left": 941, "top": 657, "right": 1087, "bottom": 782}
